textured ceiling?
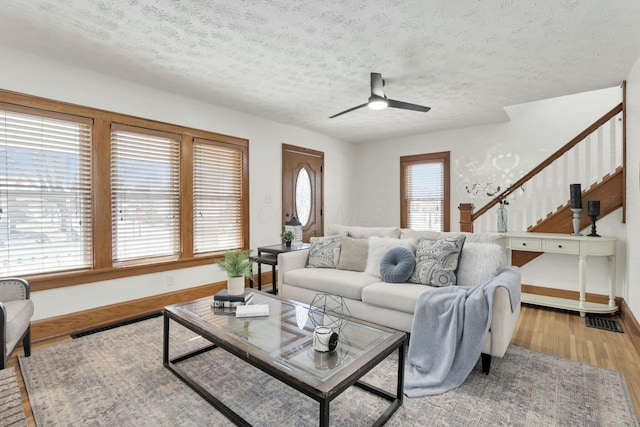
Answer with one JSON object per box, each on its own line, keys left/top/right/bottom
{"left": 0, "top": 1, "right": 639, "bottom": 143}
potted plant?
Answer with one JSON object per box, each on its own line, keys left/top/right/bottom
{"left": 216, "top": 249, "right": 253, "bottom": 295}
{"left": 281, "top": 230, "right": 295, "bottom": 247}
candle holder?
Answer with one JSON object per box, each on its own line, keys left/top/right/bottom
{"left": 588, "top": 215, "right": 600, "bottom": 237}
{"left": 570, "top": 208, "right": 583, "bottom": 236}
{"left": 587, "top": 200, "right": 600, "bottom": 237}
{"left": 569, "top": 184, "right": 582, "bottom": 209}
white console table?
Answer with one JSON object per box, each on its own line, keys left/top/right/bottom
{"left": 506, "top": 232, "right": 617, "bottom": 316}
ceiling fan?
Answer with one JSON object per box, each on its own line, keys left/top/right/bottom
{"left": 329, "top": 72, "right": 431, "bottom": 118}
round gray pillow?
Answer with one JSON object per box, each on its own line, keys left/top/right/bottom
{"left": 380, "top": 247, "right": 416, "bottom": 283}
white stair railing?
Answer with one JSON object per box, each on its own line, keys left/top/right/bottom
{"left": 471, "top": 109, "right": 623, "bottom": 233}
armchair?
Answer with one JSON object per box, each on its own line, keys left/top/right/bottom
{"left": 0, "top": 278, "right": 34, "bottom": 369}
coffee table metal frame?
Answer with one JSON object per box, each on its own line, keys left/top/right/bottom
{"left": 163, "top": 293, "right": 406, "bottom": 427}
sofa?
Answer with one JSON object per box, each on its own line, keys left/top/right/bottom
{"left": 278, "top": 224, "right": 521, "bottom": 373}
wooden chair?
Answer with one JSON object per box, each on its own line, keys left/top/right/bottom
{"left": 0, "top": 278, "right": 34, "bottom": 369}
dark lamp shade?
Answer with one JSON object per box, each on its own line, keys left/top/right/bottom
{"left": 570, "top": 184, "right": 582, "bottom": 209}
{"left": 588, "top": 200, "right": 600, "bottom": 216}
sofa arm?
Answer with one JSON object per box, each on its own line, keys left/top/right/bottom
{"left": 0, "top": 278, "right": 30, "bottom": 302}
{"left": 277, "top": 249, "right": 310, "bottom": 288}
{"left": 488, "top": 285, "right": 521, "bottom": 358}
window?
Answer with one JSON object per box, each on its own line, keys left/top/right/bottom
{"left": 193, "top": 138, "right": 246, "bottom": 254}
{"left": 400, "top": 152, "right": 450, "bottom": 231}
{"left": 0, "top": 104, "right": 93, "bottom": 276}
{"left": 111, "top": 125, "right": 181, "bottom": 263}
{"left": 295, "top": 167, "right": 311, "bottom": 226}
{"left": 0, "top": 89, "right": 249, "bottom": 291}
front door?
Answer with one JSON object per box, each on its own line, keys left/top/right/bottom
{"left": 282, "top": 144, "right": 323, "bottom": 242}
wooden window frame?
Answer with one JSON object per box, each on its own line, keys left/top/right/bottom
{"left": 400, "top": 151, "right": 450, "bottom": 231}
{"left": 0, "top": 89, "right": 250, "bottom": 292}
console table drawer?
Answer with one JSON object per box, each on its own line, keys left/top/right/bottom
{"left": 542, "top": 239, "right": 580, "bottom": 254}
{"left": 509, "top": 237, "right": 541, "bottom": 251}
{"left": 585, "top": 240, "right": 616, "bottom": 256}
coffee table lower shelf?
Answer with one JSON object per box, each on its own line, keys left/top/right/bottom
{"left": 163, "top": 313, "right": 405, "bottom": 427}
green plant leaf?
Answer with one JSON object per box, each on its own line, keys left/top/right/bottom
{"left": 281, "top": 230, "right": 295, "bottom": 242}
{"left": 216, "top": 249, "right": 253, "bottom": 280}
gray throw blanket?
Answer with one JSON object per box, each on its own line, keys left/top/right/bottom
{"left": 404, "top": 266, "right": 521, "bottom": 397}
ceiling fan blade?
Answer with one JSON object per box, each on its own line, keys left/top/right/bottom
{"left": 387, "top": 99, "right": 431, "bottom": 113}
{"left": 329, "top": 103, "right": 368, "bottom": 118}
{"left": 370, "top": 72, "right": 385, "bottom": 98}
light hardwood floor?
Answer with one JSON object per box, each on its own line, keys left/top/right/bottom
{"left": 7, "top": 304, "right": 640, "bottom": 425}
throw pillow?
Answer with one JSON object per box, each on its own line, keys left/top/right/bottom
{"left": 328, "top": 224, "right": 401, "bottom": 238}
{"left": 456, "top": 242, "right": 506, "bottom": 286}
{"left": 364, "top": 236, "right": 416, "bottom": 278}
{"left": 336, "top": 236, "right": 369, "bottom": 272}
{"left": 380, "top": 247, "right": 416, "bottom": 283}
{"left": 409, "top": 235, "right": 466, "bottom": 287}
{"left": 306, "top": 235, "right": 342, "bottom": 268}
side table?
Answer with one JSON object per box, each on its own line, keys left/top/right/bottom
{"left": 250, "top": 243, "right": 311, "bottom": 294}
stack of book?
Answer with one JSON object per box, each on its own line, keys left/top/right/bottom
{"left": 211, "top": 289, "right": 254, "bottom": 308}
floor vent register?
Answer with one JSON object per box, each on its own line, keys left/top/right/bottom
{"left": 585, "top": 316, "right": 623, "bottom": 333}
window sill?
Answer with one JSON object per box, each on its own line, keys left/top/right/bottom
{"left": 26, "top": 255, "right": 221, "bottom": 292}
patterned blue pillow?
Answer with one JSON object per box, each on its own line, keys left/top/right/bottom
{"left": 409, "top": 236, "right": 466, "bottom": 287}
{"left": 307, "top": 235, "right": 342, "bottom": 268}
{"left": 380, "top": 247, "right": 416, "bottom": 283}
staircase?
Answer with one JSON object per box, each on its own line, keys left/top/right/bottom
{"left": 460, "top": 102, "right": 625, "bottom": 240}
{"left": 458, "top": 100, "right": 626, "bottom": 310}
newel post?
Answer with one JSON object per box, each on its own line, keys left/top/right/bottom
{"left": 459, "top": 203, "right": 475, "bottom": 233}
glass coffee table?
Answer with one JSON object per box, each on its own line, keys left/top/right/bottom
{"left": 163, "top": 291, "right": 407, "bottom": 426}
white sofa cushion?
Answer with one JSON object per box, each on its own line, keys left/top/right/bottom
{"left": 284, "top": 268, "right": 379, "bottom": 300}
{"left": 457, "top": 242, "right": 507, "bottom": 286}
{"left": 328, "top": 224, "right": 400, "bottom": 239}
{"left": 364, "top": 236, "right": 416, "bottom": 278}
{"left": 400, "top": 229, "right": 506, "bottom": 245}
{"left": 361, "top": 282, "right": 438, "bottom": 314}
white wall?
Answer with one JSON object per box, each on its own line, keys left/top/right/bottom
{"left": 0, "top": 46, "right": 357, "bottom": 320}
{"left": 354, "top": 87, "right": 622, "bottom": 227}
{"left": 625, "top": 55, "right": 640, "bottom": 318}
{"left": 353, "top": 87, "right": 630, "bottom": 301}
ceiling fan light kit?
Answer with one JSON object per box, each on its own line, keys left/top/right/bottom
{"left": 330, "top": 72, "right": 430, "bottom": 118}
{"left": 368, "top": 95, "right": 388, "bottom": 110}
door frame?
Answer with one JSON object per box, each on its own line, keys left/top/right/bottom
{"left": 282, "top": 144, "right": 324, "bottom": 240}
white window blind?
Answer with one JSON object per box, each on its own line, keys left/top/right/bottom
{"left": 402, "top": 157, "right": 446, "bottom": 231}
{"left": 193, "top": 139, "right": 244, "bottom": 254}
{"left": 0, "top": 105, "right": 93, "bottom": 276}
{"left": 111, "top": 125, "right": 180, "bottom": 263}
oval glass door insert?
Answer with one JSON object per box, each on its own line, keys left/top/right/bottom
{"left": 295, "top": 168, "right": 311, "bottom": 226}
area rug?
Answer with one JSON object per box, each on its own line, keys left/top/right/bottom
{"left": 19, "top": 317, "right": 638, "bottom": 426}
{"left": 0, "top": 367, "right": 27, "bottom": 426}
